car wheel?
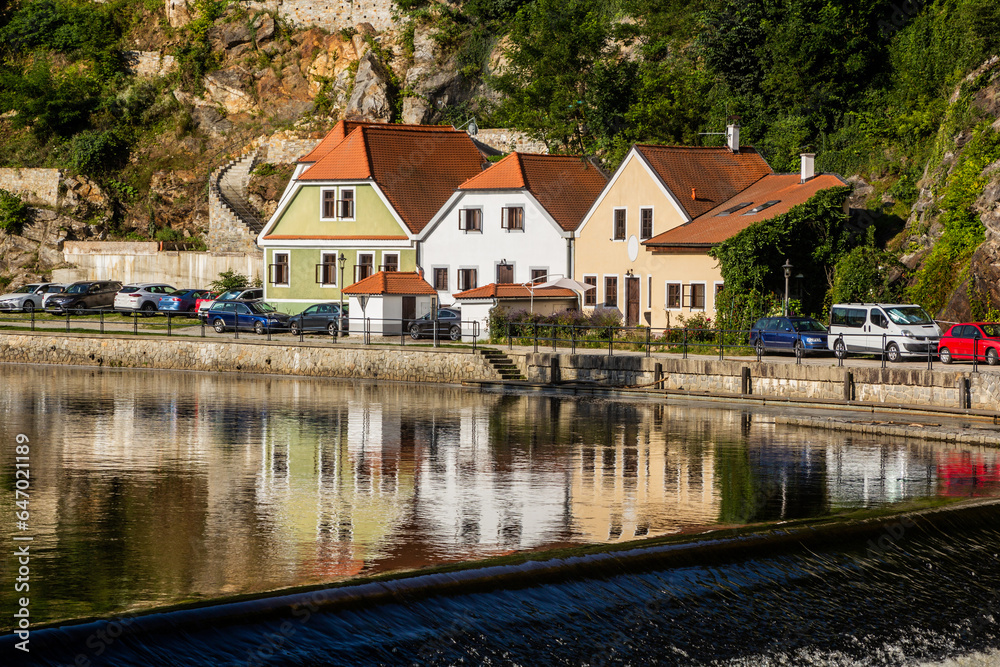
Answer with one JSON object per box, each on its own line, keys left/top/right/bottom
{"left": 254, "top": 321, "right": 266, "bottom": 335}
{"left": 327, "top": 322, "right": 338, "bottom": 336}
{"left": 939, "top": 347, "right": 952, "bottom": 364}
{"left": 290, "top": 322, "right": 301, "bottom": 336}
{"left": 140, "top": 302, "right": 157, "bottom": 317}
{"left": 834, "top": 339, "right": 847, "bottom": 359}
{"left": 754, "top": 338, "right": 764, "bottom": 356}
{"left": 886, "top": 342, "right": 901, "bottom": 363}
{"left": 449, "top": 325, "right": 461, "bottom": 341}
{"left": 22, "top": 300, "right": 35, "bottom": 314}
{"left": 988, "top": 348, "right": 999, "bottom": 366}
{"left": 409, "top": 324, "right": 421, "bottom": 340}
{"left": 72, "top": 305, "right": 86, "bottom": 317}
{"left": 213, "top": 318, "right": 226, "bottom": 333}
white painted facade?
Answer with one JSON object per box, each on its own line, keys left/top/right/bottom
{"left": 417, "top": 190, "right": 573, "bottom": 305}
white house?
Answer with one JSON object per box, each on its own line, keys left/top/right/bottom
{"left": 342, "top": 271, "right": 437, "bottom": 336}
{"left": 416, "top": 152, "right": 608, "bottom": 306}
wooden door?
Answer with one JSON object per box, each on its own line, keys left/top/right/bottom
{"left": 626, "top": 276, "right": 640, "bottom": 326}
{"left": 401, "top": 297, "right": 415, "bottom": 323}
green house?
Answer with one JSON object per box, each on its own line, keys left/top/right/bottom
{"left": 257, "top": 121, "right": 488, "bottom": 314}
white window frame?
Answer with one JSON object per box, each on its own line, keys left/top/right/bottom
{"left": 270, "top": 251, "right": 290, "bottom": 287}
{"left": 320, "top": 188, "right": 338, "bottom": 221}
{"left": 501, "top": 205, "right": 525, "bottom": 232}
{"left": 612, "top": 207, "right": 627, "bottom": 241}
{"left": 583, "top": 274, "right": 598, "bottom": 307}
{"left": 639, "top": 207, "right": 654, "bottom": 240}
{"left": 458, "top": 267, "right": 478, "bottom": 291}
{"left": 603, "top": 274, "right": 619, "bottom": 308}
{"left": 529, "top": 267, "right": 549, "bottom": 284}
{"left": 687, "top": 282, "right": 707, "bottom": 311}
{"left": 459, "top": 207, "right": 483, "bottom": 233}
{"left": 381, "top": 252, "right": 400, "bottom": 273}
{"left": 432, "top": 266, "right": 449, "bottom": 292}
{"left": 318, "top": 251, "right": 338, "bottom": 287}
{"left": 665, "top": 282, "right": 682, "bottom": 310}
{"left": 337, "top": 187, "right": 356, "bottom": 221}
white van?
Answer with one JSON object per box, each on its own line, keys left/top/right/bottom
{"left": 827, "top": 303, "right": 941, "bottom": 362}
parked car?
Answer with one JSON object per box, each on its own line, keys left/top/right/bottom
{"left": 408, "top": 308, "right": 463, "bottom": 341}
{"left": 0, "top": 282, "right": 62, "bottom": 312}
{"left": 197, "top": 288, "right": 263, "bottom": 320}
{"left": 827, "top": 303, "right": 941, "bottom": 362}
{"left": 158, "top": 289, "right": 216, "bottom": 315}
{"left": 39, "top": 284, "right": 68, "bottom": 308}
{"left": 287, "top": 302, "right": 349, "bottom": 336}
{"left": 208, "top": 300, "right": 290, "bottom": 334}
{"left": 750, "top": 316, "right": 829, "bottom": 355}
{"left": 45, "top": 281, "right": 123, "bottom": 315}
{"left": 114, "top": 283, "right": 175, "bottom": 315}
{"left": 938, "top": 322, "right": 1000, "bottom": 365}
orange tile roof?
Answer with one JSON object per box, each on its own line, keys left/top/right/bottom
{"left": 635, "top": 145, "right": 773, "bottom": 219}
{"left": 342, "top": 271, "right": 437, "bottom": 296}
{"left": 458, "top": 153, "right": 608, "bottom": 231}
{"left": 643, "top": 173, "right": 848, "bottom": 248}
{"left": 453, "top": 283, "right": 578, "bottom": 300}
{"left": 297, "top": 120, "right": 448, "bottom": 163}
{"left": 299, "top": 125, "right": 487, "bottom": 234}
{"left": 259, "top": 235, "right": 408, "bottom": 241}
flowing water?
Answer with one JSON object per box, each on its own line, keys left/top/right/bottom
{"left": 2, "top": 364, "right": 1000, "bottom": 665}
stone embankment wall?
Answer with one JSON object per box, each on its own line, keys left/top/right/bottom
{"left": 0, "top": 168, "right": 61, "bottom": 207}
{"left": 55, "top": 242, "right": 262, "bottom": 287}
{"left": 0, "top": 334, "right": 500, "bottom": 383}
{"left": 474, "top": 130, "right": 549, "bottom": 155}
{"left": 523, "top": 352, "right": 1000, "bottom": 412}
{"left": 167, "top": 0, "right": 395, "bottom": 31}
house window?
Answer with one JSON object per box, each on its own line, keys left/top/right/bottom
{"left": 321, "top": 190, "right": 337, "bottom": 219}
{"left": 355, "top": 253, "right": 374, "bottom": 282}
{"left": 496, "top": 263, "right": 514, "bottom": 284}
{"left": 666, "top": 282, "right": 681, "bottom": 309}
{"left": 604, "top": 276, "right": 618, "bottom": 307}
{"left": 458, "top": 268, "right": 478, "bottom": 291}
{"left": 640, "top": 208, "right": 653, "bottom": 240}
{"left": 531, "top": 269, "right": 547, "bottom": 284}
{"left": 381, "top": 253, "right": 399, "bottom": 272}
{"left": 459, "top": 208, "right": 482, "bottom": 232}
{"left": 583, "top": 275, "right": 597, "bottom": 306}
{"left": 502, "top": 206, "right": 524, "bottom": 231}
{"left": 687, "top": 283, "right": 706, "bottom": 310}
{"left": 269, "top": 252, "right": 290, "bottom": 286}
{"left": 433, "top": 268, "right": 449, "bottom": 291}
{"left": 714, "top": 282, "right": 725, "bottom": 309}
{"left": 338, "top": 188, "right": 355, "bottom": 219}
{"left": 613, "top": 209, "right": 626, "bottom": 240}
{"left": 317, "top": 252, "right": 338, "bottom": 286}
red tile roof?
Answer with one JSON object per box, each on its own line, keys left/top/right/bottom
{"left": 453, "top": 283, "right": 578, "bottom": 300}
{"left": 458, "top": 153, "right": 608, "bottom": 231}
{"left": 643, "top": 174, "right": 848, "bottom": 248}
{"left": 297, "top": 120, "right": 446, "bottom": 164}
{"left": 298, "top": 125, "right": 487, "bottom": 234}
{"left": 634, "top": 145, "right": 773, "bottom": 219}
{"left": 342, "top": 271, "right": 437, "bottom": 296}
{"left": 261, "top": 235, "right": 408, "bottom": 241}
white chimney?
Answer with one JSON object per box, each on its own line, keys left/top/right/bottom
{"left": 800, "top": 153, "right": 815, "bottom": 183}
{"left": 726, "top": 123, "right": 740, "bottom": 152}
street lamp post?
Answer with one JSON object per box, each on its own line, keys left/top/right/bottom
{"left": 782, "top": 259, "right": 793, "bottom": 316}
{"left": 339, "top": 252, "right": 347, "bottom": 332}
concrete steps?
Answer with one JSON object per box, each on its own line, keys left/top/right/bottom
{"left": 479, "top": 348, "right": 525, "bottom": 380}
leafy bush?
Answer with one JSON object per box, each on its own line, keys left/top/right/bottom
{"left": 71, "top": 130, "right": 129, "bottom": 175}
{"left": 0, "top": 189, "right": 29, "bottom": 235}
{"left": 209, "top": 269, "right": 251, "bottom": 291}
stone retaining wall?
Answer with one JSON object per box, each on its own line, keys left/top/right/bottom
{"left": 524, "top": 352, "right": 1000, "bottom": 411}
{"left": 0, "top": 168, "right": 61, "bottom": 207}
{"left": 54, "top": 246, "right": 262, "bottom": 288}
{"left": 0, "top": 333, "right": 499, "bottom": 383}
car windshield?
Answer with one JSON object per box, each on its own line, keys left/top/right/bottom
{"left": 885, "top": 306, "right": 934, "bottom": 325}
{"left": 166, "top": 289, "right": 189, "bottom": 296}
{"left": 980, "top": 324, "right": 1000, "bottom": 338}
{"left": 65, "top": 284, "right": 90, "bottom": 294}
{"left": 47, "top": 285, "right": 64, "bottom": 292}
{"left": 791, "top": 319, "right": 827, "bottom": 332}
{"left": 248, "top": 302, "right": 277, "bottom": 314}
{"left": 218, "top": 290, "right": 245, "bottom": 300}
{"left": 13, "top": 285, "right": 40, "bottom": 294}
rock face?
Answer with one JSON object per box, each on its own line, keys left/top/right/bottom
{"left": 401, "top": 27, "right": 463, "bottom": 125}
{"left": 344, "top": 51, "right": 396, "bottom": 121}
{"left": 0, "top": 209, "right": 103, "bottom": 285}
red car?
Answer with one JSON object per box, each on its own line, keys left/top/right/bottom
{"left": 937, "top": 322, "right": 1000, "bottom": 365}
{"left": 193, "top": 292, "right": 220, "bottom": 318}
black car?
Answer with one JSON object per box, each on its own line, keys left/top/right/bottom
{"left": 750, "top": 316, "right": 829, "bottom": 355}
{"left": 408, "top": 308, "right": 463, "bottom": 341}
{"left": 45, "top": 281, "right": 123, "bottom": 315}
{"left": 287, "top": 302, "right": 349, "bottom": 336}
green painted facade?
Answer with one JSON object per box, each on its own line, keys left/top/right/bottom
{"left": 262, "top": 181, "right": 417, "bottom": 315}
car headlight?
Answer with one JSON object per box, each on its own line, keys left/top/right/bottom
{"left": 901, "top": 330, "right": 915, "bottom": 338}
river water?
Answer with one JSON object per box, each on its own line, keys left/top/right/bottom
{"left": 2, "top": 364, "right": 1000, "bottom": 665}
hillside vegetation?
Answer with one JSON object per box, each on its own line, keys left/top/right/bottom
{"left": 0, "top": 0, "right": 998, "bottom": 320}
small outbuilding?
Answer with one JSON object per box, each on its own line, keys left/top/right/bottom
{"left": 342, "top": 271, "right": 437, "bottom": 336}
{"left": 453, "top": 282, "right": 580, "bottom": 340}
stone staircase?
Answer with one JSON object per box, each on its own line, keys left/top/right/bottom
{"left": 207, "top": 149, "right": 266, "bottom": 252}
{"left": 479, "top": 348, "right": 525, "bottom": 380}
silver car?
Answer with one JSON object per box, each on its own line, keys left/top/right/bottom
{"left": 0, "top": 283, "right": 62, "bottom": 312}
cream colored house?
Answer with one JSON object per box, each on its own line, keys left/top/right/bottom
{"left": 574, "top": 126, "right": 846, "bottom": 327}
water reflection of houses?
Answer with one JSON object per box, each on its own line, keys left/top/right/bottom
{"left": 824, "top": 438, "right": 938, "bottom": 507}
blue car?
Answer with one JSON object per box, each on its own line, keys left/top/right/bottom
{"left": 208, "top": 300, "right": 290, "bottom": 335}
{"left": 750, "top": 316, "right": 829, "bottom": 356}
{"left": 157, "top": 289, "right": 215, "bottom": 315}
